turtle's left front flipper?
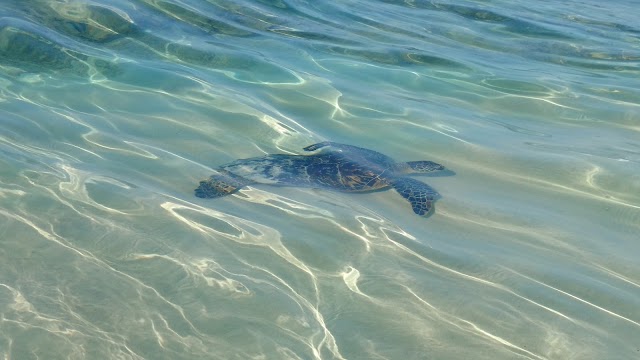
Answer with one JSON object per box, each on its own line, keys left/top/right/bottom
{"left": 391, "top": 177, "right": 440, "bottom": 216}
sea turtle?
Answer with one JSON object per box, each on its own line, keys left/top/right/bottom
{"left": 195, "top": 141, "right": 447, "bottom": 216}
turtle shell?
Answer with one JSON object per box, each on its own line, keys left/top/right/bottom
{"left": 219, "top": 152, "right": 393, "bottom": 192}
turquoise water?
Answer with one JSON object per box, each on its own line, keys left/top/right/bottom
{"left": 1, "top": 0, "right": 639, "bottom": 358}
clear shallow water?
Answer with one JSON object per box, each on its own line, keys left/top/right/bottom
{"left": 1, "top": 0, "right": 639, "bottom": 358}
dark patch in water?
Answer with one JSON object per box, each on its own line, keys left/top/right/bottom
{"left": 143, "top": 0, "right": 256, "bottom": 37}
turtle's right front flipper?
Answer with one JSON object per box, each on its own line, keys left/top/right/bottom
{"left": 391, "top": 177, "right": 440, "bottom": 216}
{"left": 303, "top": 141, "right": 332, "bottom": 152}
{"left": 303, "top": 142, "right": 375, "bottom": 154}
{"left": 195, "top": 171, "right": 252, "bottom": 198}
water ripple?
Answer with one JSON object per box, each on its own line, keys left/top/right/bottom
{"left": 2, "top": 0, "right": 640, "bottom": 358}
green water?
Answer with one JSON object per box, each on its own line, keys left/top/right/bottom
{"left": 1, "top": 0, "right": 639, "bottom": 359}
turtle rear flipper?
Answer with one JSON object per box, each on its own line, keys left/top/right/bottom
{"left": 391, "top": 177, "right": 440, "bottom": 216}
{"left": 194, "top": 171, "right": 251, "bottom": 198}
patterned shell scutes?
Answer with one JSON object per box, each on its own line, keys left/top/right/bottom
{"left": 308, "top": 153, "right": 391, "bottom": 191}
{"left": 219, "top": 149, "right": 396, "bottom": 192}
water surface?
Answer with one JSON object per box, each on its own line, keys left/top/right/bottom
{"left": 1, "top": 0, "right": 639, "bottom": 359}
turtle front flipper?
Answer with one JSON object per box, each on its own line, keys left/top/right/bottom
{"left": 195, "top": 171, "right": 252, "bottom": 198}
{"left": 303, "top": 142, "right": 332, "bottom": 152}
{"left": 304, "top": 142, "right": 372, "bottom": 154}
{"left": 391, "top": 177, "right": 440, "bottom": 216}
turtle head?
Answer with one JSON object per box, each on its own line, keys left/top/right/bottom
{"left": 396, "top": 161, "right": 445, "bottom": 174}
